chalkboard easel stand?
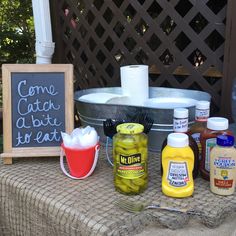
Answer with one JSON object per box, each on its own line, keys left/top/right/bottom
{"left": 1, "top": 148, "right": 62, "bottom": 164}
{"left": 3, "top": 157, "right": 12, "bottom": 165}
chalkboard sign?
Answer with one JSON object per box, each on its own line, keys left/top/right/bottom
{"left": 1, "top": 64, "right": 74, "bottom": 164}
{"left": 11, "top": 72, "right": 66, "bottom": 147}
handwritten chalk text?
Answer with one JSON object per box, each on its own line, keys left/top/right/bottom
{"left": 17, "top": 80, "right": 58, "bottom": 97}
{"left": 14, "top": 78, "right": 64, "bottom": 146}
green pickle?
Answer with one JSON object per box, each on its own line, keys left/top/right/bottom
{"left": 113, "top": 123, "right": 148, "bottom": 195}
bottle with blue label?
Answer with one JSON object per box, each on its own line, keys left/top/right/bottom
{"left": 210, "top": 135, "right": 236, "bottom": 195}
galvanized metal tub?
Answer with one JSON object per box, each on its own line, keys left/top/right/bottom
{"left": 74, "top": 87, "right": 211, "bottom": 151}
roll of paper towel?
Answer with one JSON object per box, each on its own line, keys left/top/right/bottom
{"left": 120, "top": 65, "right": 149, "bottom": 106}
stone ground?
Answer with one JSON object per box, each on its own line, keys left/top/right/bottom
{"left": 137, "top": 212, "right": 236, "bottom": 236}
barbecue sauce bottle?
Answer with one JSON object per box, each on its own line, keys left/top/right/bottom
{"left": 161, "top": 108, "right": 199, "bottom": 178}
{"left": 200, "top": 117, "right": 233, "bottom": 181}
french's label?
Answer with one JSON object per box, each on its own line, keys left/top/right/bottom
{"left": 116, "top": 153, "right": 145, "bottom": 179}
{"left": 167, "top": 161, "right": 189, "bottom": 187}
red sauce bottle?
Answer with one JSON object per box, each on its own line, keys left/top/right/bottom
{"left": 200, "top": 117, "right": 233, "bottom": 181}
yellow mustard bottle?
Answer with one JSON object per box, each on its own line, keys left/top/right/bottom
{"left": 113, "top": 123, "right": 148, "bottom": 195}
{"left": 162, "top": 133, "right": 194, "bottom": 198}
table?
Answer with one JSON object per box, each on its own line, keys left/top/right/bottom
{"left": 0, "top": 147, "right": 236, "bottom": 236}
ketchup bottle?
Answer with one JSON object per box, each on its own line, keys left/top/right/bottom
{"left": 200, "top": 117, "right": 233, "bottom": 181}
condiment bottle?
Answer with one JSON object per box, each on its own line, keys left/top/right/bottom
{"left": 210, "top": 135, "right": 236, "bottom": 196}
{"left": 161, "top": 108, "right": 199, "bottom": 178}
{"left": 188, "top": 101, "right": 210, "bottom": 161}
{"left": 162, "top": 133, "right": 194, "bottom": 198}
{"left": 200, "top": 117, "right": 233, "bottom": 181}
{"left": 113, "top": 123, "right": 148, "bottom": 195}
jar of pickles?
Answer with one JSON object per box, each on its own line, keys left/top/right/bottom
{"left": 113, "top": 123, "right": 148, "bottom": 195}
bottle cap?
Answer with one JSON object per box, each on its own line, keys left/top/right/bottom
{"left": 217, "top": 135, "right": 234, "bottom": 146}
{"left": 116, "top": 123, "right": 144, "bottom": 134}
{"left": 167, "top": 133, "right": 189, "bottom": 147}
{"left": 207, "top": 117, "right": 229, "bottom": 131}
{"left": 196, "top": 101, "right": 210, "bottom": 110}
{"left": 174, "top": 108, "right": 188, "bottom": 118}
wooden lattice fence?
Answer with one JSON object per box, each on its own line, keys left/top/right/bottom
{"left": 50, "top": 0, "right": 236, "bottom": 120}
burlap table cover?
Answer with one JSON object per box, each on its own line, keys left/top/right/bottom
{"left": 0, "top": 147, "right": 236, "bottom": 236}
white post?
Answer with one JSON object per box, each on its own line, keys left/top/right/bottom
{"left": 32, "top": 0, "right": 55, "bottom": 64}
